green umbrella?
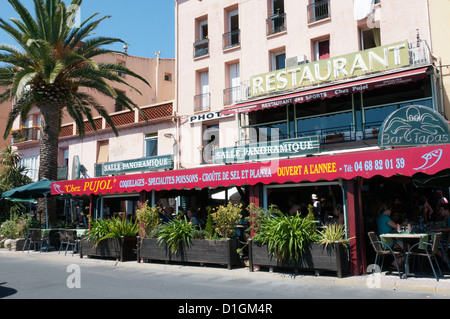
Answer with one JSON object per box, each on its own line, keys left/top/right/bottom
{"left": 412, "top": 169, "right": 450, "bottom": 188}
{"left": 2, "top": 178, "right": 54, "bottom": 228}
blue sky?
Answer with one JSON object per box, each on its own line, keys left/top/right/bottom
{"left": 0, "top": 0, "right": 176, "bottom": 58}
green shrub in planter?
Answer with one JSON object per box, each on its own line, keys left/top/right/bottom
{"left": 87, "top": 217, "right": 138, "bottom": 246}
{"left": 157, "top": 217, "right": 194, "bottom": 254}
{"left": 136, "top": 200, "right": 161, "bottom": 238}
{"left": 211, "top": 203, "right": 242, "bottom": 238}
{"left": 253, "top": 209, "right": 319, "bottom": 263}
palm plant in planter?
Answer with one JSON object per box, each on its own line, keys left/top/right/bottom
{"left": 80, "top": 217, "right": 138, "bottom": 261}
{"left": 248, "top": 206, "right": 350, "bottom": 277}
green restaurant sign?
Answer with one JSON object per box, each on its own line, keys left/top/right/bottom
{"left": 212, "top": 136, "right": 320, "bottom": 164}
{"left": 251, "top": 41, "right": 410, "bottom": 96}
{"left": 379, "top": 105, "right": 450, "bottom": 148}
{"left": 98, "top": 155, "right": 174, "bottom": 176}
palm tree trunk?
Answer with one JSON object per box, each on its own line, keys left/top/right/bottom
{"left": 37, "top": 104, "right": 61, "bottom": 226}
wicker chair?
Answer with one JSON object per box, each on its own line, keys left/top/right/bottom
{"left": 64, "top": 230, "right": 79, "bottom": 256}
{"left": 58, "top": 229, "right": 67, "bottom": 254}
{"left": 367, "top": 231, "right": 402, "bottom": 277}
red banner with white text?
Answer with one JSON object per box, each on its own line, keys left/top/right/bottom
{"left": 52, "top": 144, "right": 450, "bottom": 196}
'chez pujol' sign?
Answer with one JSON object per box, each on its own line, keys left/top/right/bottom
{"left": 251, "top": 41, "right": 410, "bottom": 96}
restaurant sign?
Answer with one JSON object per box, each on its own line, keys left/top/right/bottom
{"left": 98, "top": 155, "right": 173, "bottom": 176}
{"left": 212, "top": 136, "right": 320, "bottom": 164}
{"left": 379, "top": 105, "right": 450, "bottom": 148}
{"left": 251, "top": 41, "right": 410, "bottom": 96}
{"left": 52, "top": 144, "right": 450, "bottom": 197}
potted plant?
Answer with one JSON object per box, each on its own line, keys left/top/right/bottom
{"left": 247, "top": 206, "right": 350, "bottom": 278}
{"left": 80, "top": 217, "right": 138, "bottom": 261}
{"left": 325, "top": 131, "right": 345, "bottom": 143}
{"left": 372, "top": 127, "right": 379, "bottom": 138}
{"left": 137, "top": 203, "right": 242, "bottom": 269}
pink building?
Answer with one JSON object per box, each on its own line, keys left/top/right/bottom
{"left": 173, "top": 0, "right": 450, "bottom": 275}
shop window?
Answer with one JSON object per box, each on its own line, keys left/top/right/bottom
{"left": 145, "top": 133, "right": 158, "bottom": 157}
{"left": 97, "top": 140, "right": 109, "bottom": 164}
{"left": 295, "top": 94, "right": 353, "bottom": 138}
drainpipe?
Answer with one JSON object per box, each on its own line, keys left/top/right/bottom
{"left": 155, "top": 50, "right": 161, "bottom": 103}
{"left": 174, "top": 0, "right": 181, "bottom": 169}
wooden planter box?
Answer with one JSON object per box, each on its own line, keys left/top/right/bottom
{"left": 137, "top": 237, "right": 239, "bottom": 270}
{"left": 248, "top": 239, "right": 348, "bottom": 278}
{"left": 325, "top": 136, "right": 344, "bottom": 143}
{"left": 80, "top": 236, "right": 137, "bottom": 262}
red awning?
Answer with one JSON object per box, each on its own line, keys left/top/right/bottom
{"left": 221, "top": 67, "right": 429, "bottom": 115}
{"left": 52, "top": 144, "right": 450, "bottom": 197}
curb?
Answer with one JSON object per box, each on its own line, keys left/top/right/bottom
{"left": 1, "top": 249, "right": 450, "bottom": 295}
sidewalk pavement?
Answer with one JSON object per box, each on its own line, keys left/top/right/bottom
{"left": 1, "top": 247, "right": 450, "bottom": 296}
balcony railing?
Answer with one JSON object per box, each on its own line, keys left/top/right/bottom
{"left": 307, "top": 0, "right": 330, "bottom": 24}
{"left": 223, "top": 29, "right": 240, "bottom": 50}
{"left": 223, "top": 83, "right": 251, "bottom": 106}
{"left": 194, "top": 92, "right": 211, "bottom": 112}
{"left": 266, "top": 12, "right": 286, "bottom": 36}
{"left": 193, "top": 38, "right": 209, "bottom": 58}
{"left": 11, "top": 127, "right": 40, "bottom": 144}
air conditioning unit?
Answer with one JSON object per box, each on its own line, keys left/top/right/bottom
{"left": 410, "top": 47, "right": 425, "bottom": 64}
{"left": 285, "top": 54, "right": 308, "bottom": 68}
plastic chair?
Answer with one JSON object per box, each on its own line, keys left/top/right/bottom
{"left": 27, "top": 229, "right": 47, "bottom": 253}
{"left": 367, "top": 231, "right": 402, "bottom": 278}
{"left": 407, "top": 232, "right": 443, "bottom": 281}
{"left": 65, "top": 230, "right": 79, "bottom": 256}
{"left": 58, "top": 229, "right": 67, "bottom": 254}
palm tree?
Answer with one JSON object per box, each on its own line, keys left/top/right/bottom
{"left": 0, "top": 146, "right": 32, "bottom": 222}
{"left": 0, "top": 0, "right": 150, "bottom": 224}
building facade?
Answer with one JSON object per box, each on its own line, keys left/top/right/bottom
{"left": 51, "top": 0, "right": 450, "bottom": 276}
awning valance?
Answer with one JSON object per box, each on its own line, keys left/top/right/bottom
{"left": 51, "top": 144, "right": 450, "bottom": 197}
{"left": 221, "top": 67, "right": 429, "bottom": 115}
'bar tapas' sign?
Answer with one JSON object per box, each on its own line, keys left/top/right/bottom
{"left": 379, "top": 105, "right": 450, "bottom": 148}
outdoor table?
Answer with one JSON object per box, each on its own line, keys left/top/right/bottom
{"left": 380, "top": 232, "right": 437, "bottom": 279}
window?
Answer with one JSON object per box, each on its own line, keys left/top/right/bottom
{"left": 117, "top": 60, "right": 126, "bottom": 78}
{"left": 20, "top": 156, "right": 39, "bottom": 182}
{"left": 164, "top": 73, "right": 172, "bottom": 82}
{"left": 114, "top": 90, "right": 126, "bottom": 112}
{"left": 267, "top": 0, "right": 286, "bottom": 35}
{"left": 271, "top": 50, "right": 286, "bottom": 71}
{"left": 194, "top": 18, "right": 209, "bottom": 58}
{"left": 194, "top": 70, "right": 210, "bottom": 112}
{"left": 308, "top": 0, "right": 330, "bottom": 23}
{"left": 145, "top": 133, "right": 158, "bottom": 157}
{"left": 223, "top": 8, "right": 240, "bottom": 49}
{"left": 314, "top": 38, "right": 330, "bottom": 61}
{"left": 360, "top": 28, "right": 381, "bottom": 50}
{"left": 97, "top": 140, "right": 109, "bottom": 164}
{"left": 224, "top": 62, "right": 240, "bottom": 105}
